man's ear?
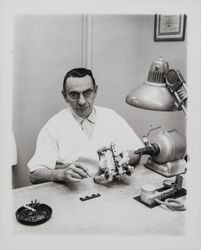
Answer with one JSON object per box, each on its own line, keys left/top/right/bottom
{"left": 61, "top": 90, "right": 68, "bottom": 103}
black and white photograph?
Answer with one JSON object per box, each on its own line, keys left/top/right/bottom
{"left": 0, "top": 0, "right": 201, "bottom": 250}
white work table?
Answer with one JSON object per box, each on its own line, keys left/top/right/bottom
{"left": 12, "top": 165, "right": 186, "bottom": 235}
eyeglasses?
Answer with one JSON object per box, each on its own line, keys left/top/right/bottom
{"left": 65, "top": 89, "right": 96, "bottom": 101}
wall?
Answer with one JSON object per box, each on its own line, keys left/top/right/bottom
{"left": 93, "top": 15, "right": 144, "bottom": 132}
{"left": 13, "top": 15, "right": 186, "bottom": 188}
{"left": 137, "top": 15, "right": 186, "bottom": 136}
{"left": 13, "top": 15, "right": 83, "bottom": 187}
{"left": 92, "top": 15, "right": 186, "bottom": 138}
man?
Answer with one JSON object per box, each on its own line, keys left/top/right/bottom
{"left": 28, "top": 68, "right": 143, "bottom": 185}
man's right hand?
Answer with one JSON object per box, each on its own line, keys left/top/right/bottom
{"left": 29, "top": 163, "right": 90, "bottom": 185}
{"left": 61, "top": 162, "right": 90, "bottom": 185}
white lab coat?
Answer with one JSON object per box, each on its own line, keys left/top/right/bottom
{"left": 28, "top": 106, "right": 143, "bottom": 175}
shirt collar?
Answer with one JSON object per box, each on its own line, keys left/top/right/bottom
{"left": 69, "top": 106, "right": 96, "bottom": 124}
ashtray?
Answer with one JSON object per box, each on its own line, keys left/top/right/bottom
{"left": 15, "top": 200, "right": 52, "bottom": 225}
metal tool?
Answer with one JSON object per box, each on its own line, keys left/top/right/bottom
{"left": 94, "top": 143, "right": 134, "bottom": 184}
{"left": 140, "top": 176, "right": 186, "bottom": 210}
{"left": 135, "top": 128, "right": 187, "bottom": 177}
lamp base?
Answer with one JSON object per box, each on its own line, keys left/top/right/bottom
{"left": 144, "top": 157, "right": 187, "bottom": 177}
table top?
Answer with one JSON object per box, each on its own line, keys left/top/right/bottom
{"left": 12, "top": 165, "right": 186, "bottom": 235}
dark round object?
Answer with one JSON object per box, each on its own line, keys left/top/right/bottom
{"left": 125, "top": 168, "right": 132, "bottom": 176}
{"left": 104, "top": 170, "right": 110, "bottom": 179}
{"left": 16, "top": 203, "right": 52, "bottom": 226}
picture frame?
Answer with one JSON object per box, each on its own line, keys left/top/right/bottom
{"left": 154, "top": 14, "right": 187, "bottom": 41}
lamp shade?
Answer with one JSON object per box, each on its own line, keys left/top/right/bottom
{"left": 126, "top": 57, "right": 179, "bottom": 111}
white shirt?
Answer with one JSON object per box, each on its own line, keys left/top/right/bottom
{"left": 71, "top": 107, "right": 96, "bottom": 139}
{"left": 28, "top": 106, "right": 143, "bottom": 175}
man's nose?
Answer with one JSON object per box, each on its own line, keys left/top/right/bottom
{"left": 78, "top": 93, "right": 86, "bottom": 105}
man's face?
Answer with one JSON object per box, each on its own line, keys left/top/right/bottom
{"left": 64, "top": 75, "right": 97, "bottom": 118}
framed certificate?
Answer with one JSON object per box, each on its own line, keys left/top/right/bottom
{"left": 154, "top": 14, "right": 187, "bottom": 41}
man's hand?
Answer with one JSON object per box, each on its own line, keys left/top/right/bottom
{"left": 61, "top": 162, "right": 90, "bottom": 185}
{"left": 29, "top": 162, "right": 90, "bottom": 185}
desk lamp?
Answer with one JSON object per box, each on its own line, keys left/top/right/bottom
{"left": 126, "top": 56, "right": 187, "bottom": 177}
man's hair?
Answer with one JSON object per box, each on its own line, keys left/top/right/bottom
{"left": 63, "top": 68, "right": 96, "bottom": 93}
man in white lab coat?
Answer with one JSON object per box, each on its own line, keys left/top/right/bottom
{"left": 28, "top": 68, "right": 143, "bottom": 185}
